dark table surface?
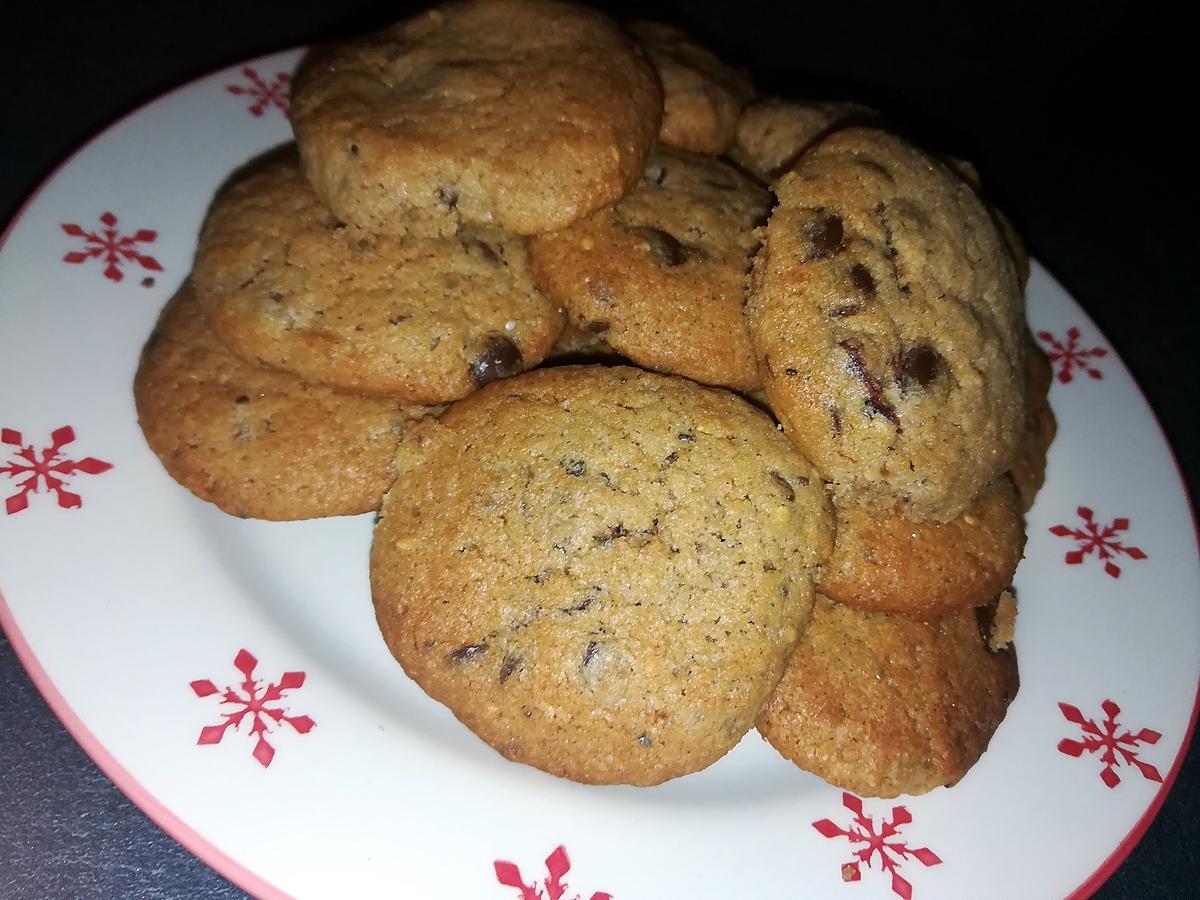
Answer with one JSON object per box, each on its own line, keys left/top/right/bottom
{"left": 2, "top": 2, "right": 1196, "bottom": 897}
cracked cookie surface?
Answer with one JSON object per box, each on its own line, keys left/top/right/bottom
{"left": 370, "top": 365, "right": 832, "bottom": 785}
{"left": 134, "top": 281, "right": 440, "bottom": 520}
{"left": 529, "top": 146, "right": 771, "bottom": 391}
{"left": 290, "top": 0, "right": 662, "bottom": 237}
{"left": 746, "top": 127, "right": 1025, "bottom": 522}
{"left": 192, "top": 153, "right": 562, "bottom": 402}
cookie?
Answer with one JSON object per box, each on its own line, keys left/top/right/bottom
{"left": 192, "top": 153, "right": 563, "bottom": 402}
{"left": 370, "top": 366, "right": 833, "bottom": 785}
{"left": 818, "top": 478, "right": 1026, "bottom": 622}
{"left": 1009, "top": 330, "right": 1056, "bottom": 510}
{"left": 757, "top": 594, "right": 1019, "bottom": 797}
{"left": 627, "top": 20, "right": 754, "bottom": 155}
{"left": 134, "top": 281, "right": 440, "bottom": 520}
{"left": 944, "top": 157, "right": 1031, "bottom": 288}
{"left": 746, "top": 127, "right": 1026, "bottom": 522}
{"left": 290, "top": 0, "right": 662, "bottom": 237}
{"left": 529, "top": 146, "right": 771, "bottom": 391}
{"left": 730, "top": 98, "right": 875, "bottom": 182}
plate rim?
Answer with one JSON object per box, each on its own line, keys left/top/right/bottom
{"left": 0, "top": 49, "right": 1197, "bottom": 900}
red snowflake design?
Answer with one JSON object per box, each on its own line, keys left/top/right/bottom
{"left": 812, "top": 793, "right": 942, "bottom": 900}
{"left": 1037, "top": 326, "right": 1108, "bottom": 383}
{"left": 1058, "top": 699, "right": 1163, "bottom": 788}
{"left": 189, "top": 649, "right": 314, "bottom": 768}
{"left": 1, "top": 426, "right": 112, "bottom": 515}
{"left": 61, "top": 211, "right": 162, "bottom": 282}
{"left": 494, "top": 845, "right": 612, "bottom": 900}
{"left": 1049, "top": 506, "right": 1147, "bottom": 578}
{"left": 226, "top": 66, "right": 290, "bottom": 117}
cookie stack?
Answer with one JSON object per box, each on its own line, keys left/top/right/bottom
{"left": 134, "top": 0, "right": 1055, "bottom": 796}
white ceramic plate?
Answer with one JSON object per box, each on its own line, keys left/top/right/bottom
{"left": 1, "top": 50, "right": 1197, "bottom": 900}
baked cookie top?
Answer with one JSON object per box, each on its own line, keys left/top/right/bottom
{"left": 730, "top": 97, "right": 875, "bottom": 182}
{"left": 134, "top": 281, "right": 439, "bottom": 520}
{"left": 370, "top": 365, "right": 833, "bottom": 785}
{"left": 529, "top": 146, "right": 771, "bottom": 391}
{"left": 627, "top": 20, "right": 754, "bottom": 155}
{"left": 819, "top": 477, "right": 1026, "bottom": 622}
{"left": 192, "top": 153, "right": 563, "bottom": 402}
{"left": 757, "top": 594, "right": 1019, "bottom": 798}
{"left": 746, "top": 127, "right": 1026, "bottom": 522}
{"left": 290, "top": 0, "right": 662, "bottom": 237}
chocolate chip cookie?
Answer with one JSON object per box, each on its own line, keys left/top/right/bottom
{"left": 192, "top": 153, "right": 563, "bottom": 402}
{"left": 290, "top": 0, "right": 662, "bottom": 237}
{"left": 529, "top": 146, "right": 771, "bottom": 391}
{"left": 627, "top": 20, "right": 755, "bottom": 155}
{"left": 757, "top": 594, "right": 1019, "bottom": 797}
{"left": 134, "top": 281, "right": 440, "bottom": 520}
{"left": 819, "top": 478, "right": 1026, "bottom": 622}
{"left": 746, "top": 127, "right": 1026, "bottom": 522}
{"left": 370, "top": 365, "right": 833, "bottom": 785}
{"left": 730, "top": 97, "right": 875, "bottom": 182}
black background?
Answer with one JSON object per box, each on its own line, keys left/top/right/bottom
{"left": 1, "top": 2, "right": 1196, "bottom": 896}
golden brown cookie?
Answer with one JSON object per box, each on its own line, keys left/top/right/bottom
{"left": 757, "top": 594, "right": 1019, "bottom": 798}
{"left": 370, "top": 366, "right": 833, "bottom": 785}
{"left": 290, "top": 0, "right": 662, "bottom": 237}
{"left": 818, "top": 478, "right": 1026, "bottom": 622}
{"left": 746, "top": 127, "right": 1026, "bottom": 523}
{"left": 730, "top": 98, "right": 875, "bottom": 182}
{"left": 192, "top": 153, "right": 563, "bottom": 402}
{"left": 1009, "top": 330, "right": 1056, "bottom": 510}
{"left": 529, "top": 146, "right": 771, "bottom": 391}
{"left": 134, "top": 281, "right": 440, "bottom": 520}
{"left": 627, "top": 20, "right": 754, "bottom": 155}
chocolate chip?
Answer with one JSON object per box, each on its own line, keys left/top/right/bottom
{"left": 678, "top": 432, "right": 696, "bottom": 442}
{"left": 435, "top": 184, "right": 458, "bottom": 208}
{"left": 469, "top": 336, "right": 523, "bottom": 388}
{"left": 830, "top": 304, "right": 863, "bottom": 318}
{"left": 849, "top": 263, "right": 876, "bottom": 296}
{"left": 839, "top": 340, "right": 900, "bottom": 429}
{"left": 234, "top": 395, "right": 249, "bottom": 404}
{"left": 593, "top": 523, "right": 629, "bottom": 545}
{"left": 637, "top": 734, "right": 652, "bottom": 747}
{"left": 629, "top": 226, "right": 706, "bottom": 267}
{"left": 896, "top": 345, "right": 944, "bottom": 389}
{"left": 463, "top": 236, "right": 502, "bottom": 266}
{"left": 645, "top": 165, "right": 668, "bottom": 187}
{"left": 582, "top": 641, "right": 599, "bottom": 667}
{"left": 564, "top": 459, "right": 585, "bottom": 477}
{"left": 348, "top": 143, "right": 359, "bottom": 155}
{"left": 803, "top": 211, "right": 845, "bottom": 260}
{"left": 447, "top": 643, "right": 488, "bottom": 663}
{"left": 785, "top": 367, "right": 799, "bottom": 376}
{"left": 499, "top": 653, "right": 521, "bottom": 683}
{"left": 769, "top": 470, "right": 795, "bottom": 502}
{"left": 559, "top": 592, "right": 595, "bottom": 614}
